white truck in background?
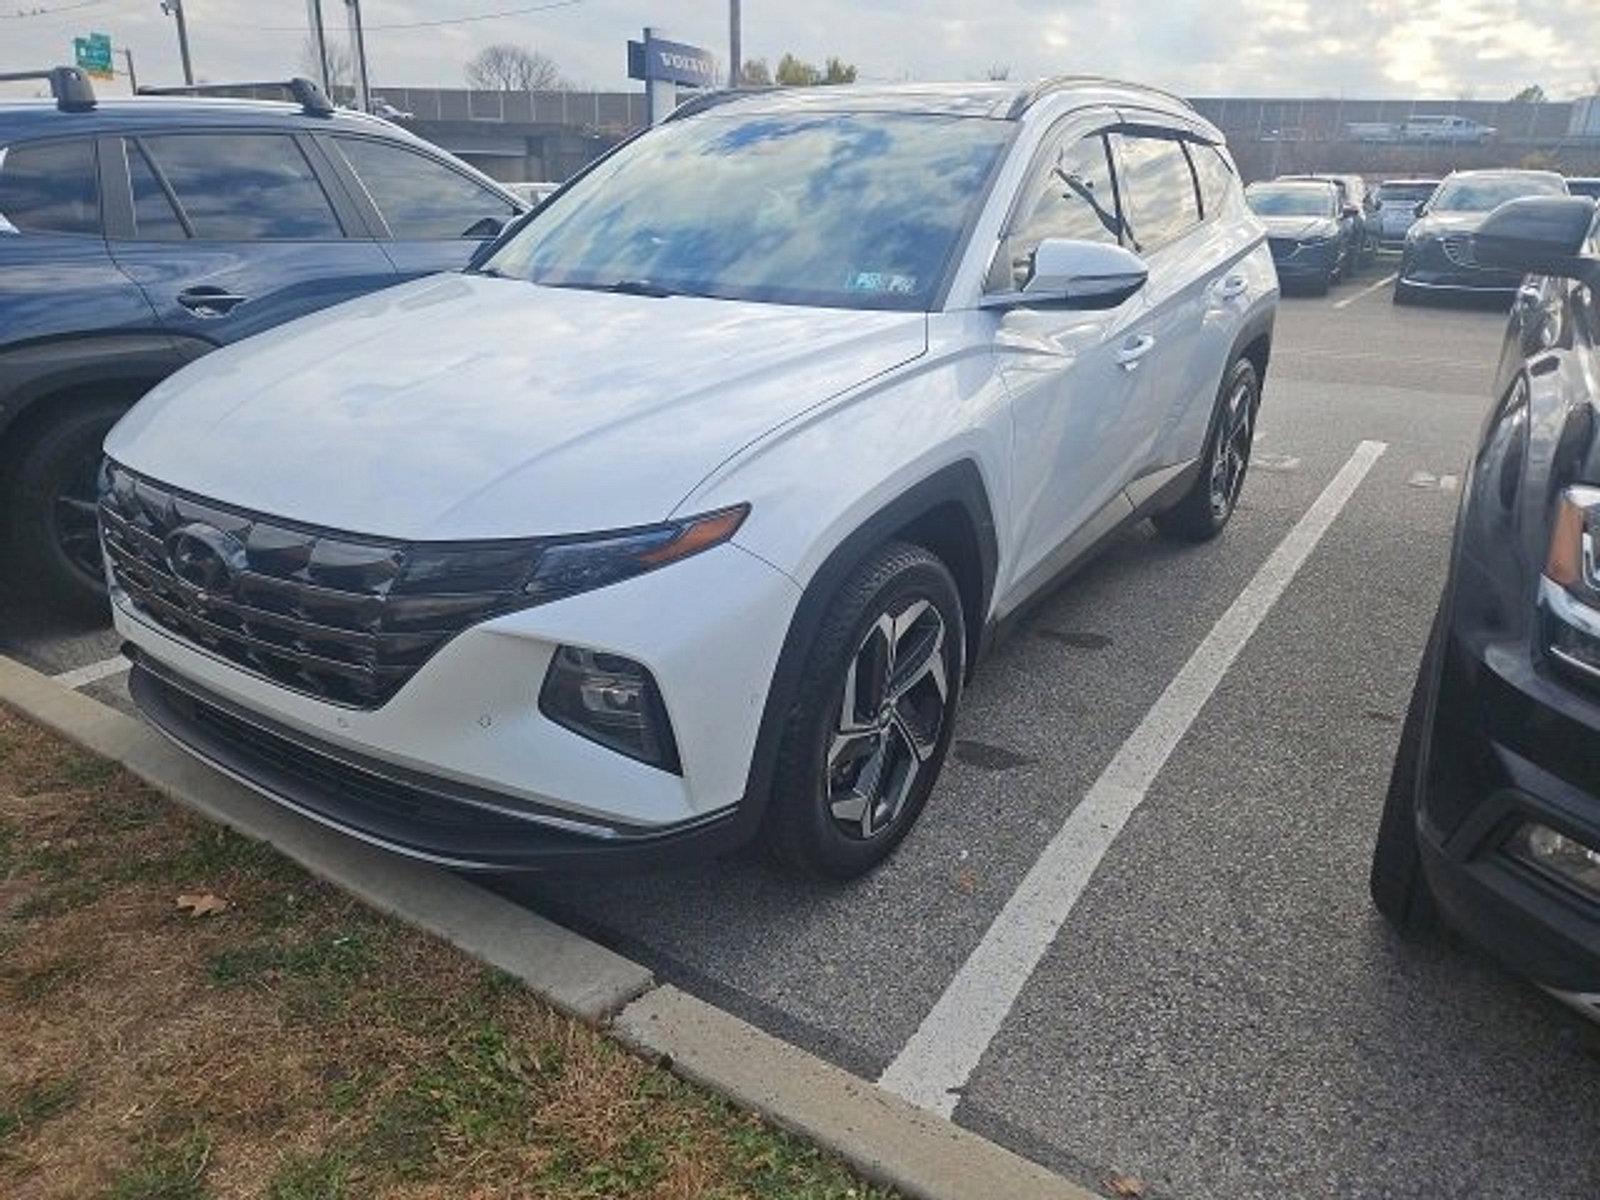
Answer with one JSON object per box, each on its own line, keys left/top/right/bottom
{"left": 1347, "top": 115, "right": 1496, "bottom": 144}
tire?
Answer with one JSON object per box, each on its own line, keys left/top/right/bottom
{"left": 1153, "top": 357, "right": 1259, "bottom": 543}
{"left": 1393, "top": 279, "right": 1418, "bottom": 306}
{"left": 762, "top": 541, "right": 964, "bottom": 879}
{"left": 1310, "top": 270, "right": 1332, "bottom": 297}
{"left": 2, "top": 398, "right": 125, "bottom": 617}
{"left": 1369, "top": 602, "right": 1445, "bottom": 935}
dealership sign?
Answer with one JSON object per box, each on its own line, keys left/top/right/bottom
{"left": 627, "top": 33, "right": 717, "bottom": 89}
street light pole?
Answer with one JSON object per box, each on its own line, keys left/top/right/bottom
{"left": 345, "top": 0, "right": 372, "bottom": 112}
{"left": 121, "top": 47, "right": 137, "bottom": 93}
{"left": 306, "top": 0, "right": 332, "bottom": 95}
{"left": 160, "top": 0, "right": 194, "bottom": 86}
{"left": 728, "top": 0, "right": 741, "bottom": 88}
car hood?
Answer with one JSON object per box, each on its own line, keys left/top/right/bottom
{"left": 1260, "top": 215, "right": 1339, "bottom": 239}
{"left": 107, "top": 274, "right": 927, "bottom": 539}
{"left": 1409, "top": 211, "right": 1487, "bottom": 239}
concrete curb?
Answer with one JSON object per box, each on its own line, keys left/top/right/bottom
{"left": 0, "top": 653, "right": 1103, "bottom": 1200}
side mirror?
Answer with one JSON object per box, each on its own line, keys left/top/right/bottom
{"left": 463, "top": 215, "right": 507, "bottom": 239}
{"left": 1413, "top": 201, "right": 1429, "bottom": 218}
{"left": 983, "top": 238, "right": 1149, "bottom": 311}
{"left": 1473, "top": 195, "right": 1599, "bottom": 281}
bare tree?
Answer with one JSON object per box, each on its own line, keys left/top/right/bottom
{"left": 300, "top": 34, "right": 354, "bottom": 92}
{"left": 465, "top": 43, "right": 565, "bottom": 91}
{"left": 741, "top": 57, "right": 772, "bottom": 86}
{"left": 986, "top": 64, "right": 1011, "bottom": 81}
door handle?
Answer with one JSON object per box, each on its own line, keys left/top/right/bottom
{"left": 176, "top": 287, "right": 248, "bottom": 317}
{"left": 1214, "top": 274, "right": 1249, "bottom": 301}
{"left": 1116, "top": 333, "right": 1157, "bottom": 371}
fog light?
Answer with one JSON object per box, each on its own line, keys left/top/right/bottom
{"left": 539, "top": 646, "right": 680, "bottom": 772}
{"left": 1508, "top": 821, "right": 1600, "bottom": 902}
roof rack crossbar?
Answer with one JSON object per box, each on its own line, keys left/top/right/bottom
{"left": 135, "top": 76, "right": 334, "bottom": 116}
{"left": 0, "top": 66, "right": 96, "bottom": 112}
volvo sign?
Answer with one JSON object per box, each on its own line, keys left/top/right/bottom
{"left": 628, "top": 28, "right": 717, "bottom": 125}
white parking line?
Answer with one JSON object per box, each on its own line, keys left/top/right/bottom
{"left": 1332, "top": 272, "right": 1397, "bottom": 309}
{"left": 50, "top": 654, "right": 131, "bottom": 690}
{"left": 878, "top": 440, "right": 1388, "bottom": 1116}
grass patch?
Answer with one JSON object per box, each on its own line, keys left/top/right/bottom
{"left": 0, "top": 708, "right": 895, "bottom": 1200}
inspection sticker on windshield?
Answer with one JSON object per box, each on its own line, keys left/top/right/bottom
{"left": 847, "top": 271, "right": 917, "bottom": 294}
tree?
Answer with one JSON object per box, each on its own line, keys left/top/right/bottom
{"left": 986, "top": 64, "right": 1012, "bottom": 81}
{"left": 771, "top": 53, "right": 858, "bottom": 87}
{"left": 1509, "top": 84, "right": 1547, "bottom": 103}
{"left": 299, "top": 34, "right": 354, "bottom": 92}
{"left": 464, "top": 43, "right": 564, "bottom": 91}
{"left": 740, "top": 57, "right": 772, "bottom": 86}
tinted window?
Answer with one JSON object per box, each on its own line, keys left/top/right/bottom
{"left": 141, "top": 134, "right": 342, "bottom": 240}
{"left": 1246, "top": 185, "right": 1337, "bottom": 217}
{"left": 486, "top": 113, "right": 1013, "bottom": 312}
{"left": 1112, "top": 133, "right": 1200, "bottom": 253}
{"left": 335, "top": 138, "right": 516, "bottom": 240}
{"left": 992, "top": 133, "right": 1122, "bottom": 291}
{"left": 1190, "top": 144, "right": 1237, "bottom": 220}
{"left": 125, "top": 141, "right": 186, "bottom": 240}
{"left": 0, "top": 139, "right": 99, "bottom": 235}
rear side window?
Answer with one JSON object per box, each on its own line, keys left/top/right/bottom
{"left": 140, "top": 133, "right": 343, "bottom": 240}
{"left": 1189, "top": 144, "right": 1237, "bottom": 221}
{"left": 0, "top": 139, "right": 100, "bottom": 235}
{"left": 334, "top": 137, "right": 516, "bottom": 239}
{"left": 1112, "top": 133, "right": 1201, "bottom": 253}
{"left": 125, "top": 141, "right": 186, "bottom": 240}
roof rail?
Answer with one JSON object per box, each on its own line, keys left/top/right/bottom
{"left": 136, "top": 76, "right": 334, "bottom": 117}
{"left": 1007, "top": 75, "right": 1195, "bottom": 119}
{"left": 0, "top": 66, "right": 97, "bottom": 112}
{"left": 661, "top": 88, "right": 760, "bottom": 123}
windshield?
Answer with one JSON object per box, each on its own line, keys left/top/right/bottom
{"left": 1246, "top": 187, "right": 1335, "bottom": 217}
{"left": 1376, "top": 183, "right": 1437, "bottom": 204}
{"left": 484, "top": 112, "right": 1013, "bottom": 311}
{"left": 1430, "top": 175, "right": 1566, "bottom": 212}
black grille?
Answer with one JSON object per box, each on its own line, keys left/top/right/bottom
{"left": 1440, "top": 232, "right": 1478, "bottom": 269}
{"left": 100, "top": 463, "right": 542, "bottom": 708}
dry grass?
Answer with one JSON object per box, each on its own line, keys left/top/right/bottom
{"left": 0, "top": 709, "right": 891, "bottom": 1200}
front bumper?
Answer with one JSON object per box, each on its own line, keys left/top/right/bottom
{"left": 115, "top": 539, "right": 803, "bottom": 869}
{"left": 1400, "top": 238, "right": 1522, "bottom": 294}
{"left": 1417, "top": 637, "right": 1600, "bottom": 994}
{"left": 1269, "top": 238, "right": 1341, "bottom": 283}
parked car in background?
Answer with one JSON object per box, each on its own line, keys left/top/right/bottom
{"left": 1371, "top": 193, "right": 1600, "bottom": 1016}
{"left": 1373, "top": 178, "right": 1441, "bottom": 248}
{"left": 0, "top": 69, "right": 526, "bottom": 612}
{"left": 1248, "top": 178, "right": 1356, "bottom": 293}
{"left": 506, "top": 181, "right": 560, "bottom": 207}
{"left": 1279, "top": 173, "right": 1379, "bottom": 264}
{"left": 1401, "top": 114, "right": 1496, "bottom": 144}
{"left": 102, "top": 78, "right": 1278, "bottom": 878}
{"left": 1568, "top": 177, "right": 1600, "bottom": 200}
{"left": 1396, "top": 169, "right": 1569, "bottom": 303}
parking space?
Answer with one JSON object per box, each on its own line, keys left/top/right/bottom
{"left": 6, "top": 265, "right": 1598, "bottom": 1197}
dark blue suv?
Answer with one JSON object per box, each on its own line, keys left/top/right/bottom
{"left": 0, "top": 69, "right": 524, "bottom": 612}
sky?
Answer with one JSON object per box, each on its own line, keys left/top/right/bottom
{"left": 2, "top": 0, "right": 1596, "bottom": 102}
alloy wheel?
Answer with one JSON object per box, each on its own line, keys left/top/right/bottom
{"left": 825, "top": 597, "right": 949, "bottom": 840}
{"left": 1208, "top": 376, "right": 1254, "bottom": 520}
{"left": 51, "top": 448, "right": 105, "bottom": 586}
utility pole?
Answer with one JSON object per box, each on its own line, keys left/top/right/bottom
{"left": 306, "top": 0, "right": 332, "bottom": 95}
{"left": 121, "top": 47, "right": 137, "bottom": 93}
{"left": 728, "top": 0, "right": 741, "bottom": 88}
{"left": 160, "top": 0, "right": 194, "bottom": 86}
{"left": 345, "top": 0, "right": 371, "bottom": 112}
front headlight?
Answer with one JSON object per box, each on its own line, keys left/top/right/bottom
{"left": 522, "top": 504, "right": 748, "bottom": 605}
{"left": 1540, "top": 486, "right": 1600, "bottom": 681}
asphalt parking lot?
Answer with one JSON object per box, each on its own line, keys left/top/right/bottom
{"left": 6, "top": 261, "right": 1599, "bottom": 1198}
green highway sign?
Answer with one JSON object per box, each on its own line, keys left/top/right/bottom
{"left": 73, "top": 32, "right": 113, "bottom": 80}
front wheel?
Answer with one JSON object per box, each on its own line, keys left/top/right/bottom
{"left": 1153, "top": 357, "right": 1259, "bottom": 543}
{"left": 763, "top": 542, "right": 964, "bottom": 879}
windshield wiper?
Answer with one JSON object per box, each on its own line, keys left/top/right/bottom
{"left": 539, "top": 278, "right": 689, "bottom": 299}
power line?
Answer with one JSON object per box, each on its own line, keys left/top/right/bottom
{"left": 0, "top": 0, "right": 112, "bottom": 19}
{"left": 186, "top": 0, "right": 586, "bottom": 35}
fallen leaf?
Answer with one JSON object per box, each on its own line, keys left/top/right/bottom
{"left": 955, "top": 867, "right": 978, "bottom": 894}
{"left": 176, "top": 892, "right": 229, "bottom": 918}
{"left": 1107, "top": 1174, "right": 1146, "bottom": 1198}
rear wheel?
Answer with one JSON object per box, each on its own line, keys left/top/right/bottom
{"left": 1370, "top": 604, "right": 1444, "bottom": 935}
{"left": 763, "top": 542, "right": 964, "bottom": 879}
{"left": 2, "top": 399, "right": 124, "bottom": 617}
{"left": 1153, "top": 357, "right": 1259, "bottom": 543}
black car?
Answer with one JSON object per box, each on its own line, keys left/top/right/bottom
{"left": 1395, "top": 169, "right": 1570, "bottom": 304}
{"left": 1372, "top": 194, "right": 1600, "bottom": 1017}
{"left": 1279, "top": 173, "right": 1379, "bottom": 265}
{"left": 1246, "top": 178, "right": 1356, "bottom": 294}
{"left": 0, "top": 69, "right": 525, "bottom": 612}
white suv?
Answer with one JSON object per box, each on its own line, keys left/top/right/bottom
{"left": 102, "top": 79, "right": 1278, "bottom": 878}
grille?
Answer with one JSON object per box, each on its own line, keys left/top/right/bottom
{"left": 100, "top": 463, "right": 542, "bottom": 708}
{"left": 1441, "top": 232, "right": 1478, "bottom": 269}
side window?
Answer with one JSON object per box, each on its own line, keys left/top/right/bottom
{"left": 1189, "top": 144, "right": 1237, "bottom": 222}
{"left": 0, "top": 138, "right": 100, "bottom": 236}
{"left": 140, "top": 133, "right": 343, "bottom": 240}
{"left": 1110, "top": 132, "right": 1201, "bottom": 254}
{"left": 123, "top": 141, "right": 186, "bottom": 240}
{"left": 990, "top": 132, "right": 1122, "bottom": 291}
{"left": 334, "top": 137, "right": 516, "bottom": 240}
